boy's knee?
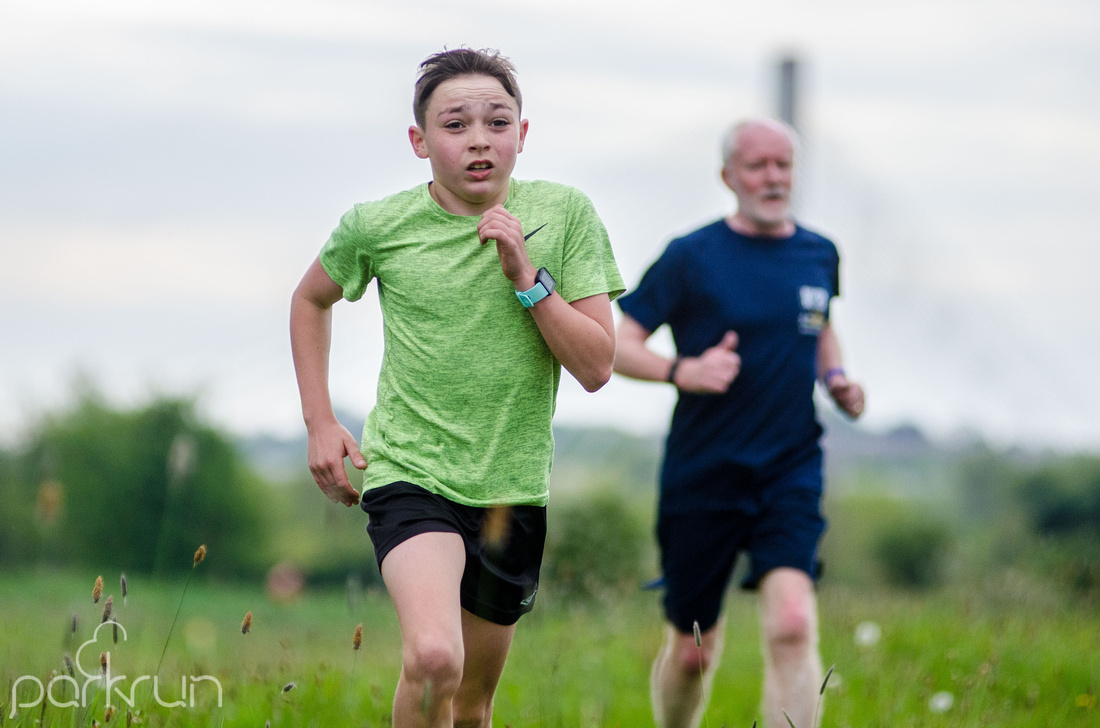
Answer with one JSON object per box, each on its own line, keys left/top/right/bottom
{"left": 453, "top": 703, "right": 492, "bottom": 728}
{"left": 405, "top": 636, "right": 464, "bottom": 690}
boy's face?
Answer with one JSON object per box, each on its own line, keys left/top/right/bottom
{"left": 409, "top": 74, "right": 528, "bottom": 217}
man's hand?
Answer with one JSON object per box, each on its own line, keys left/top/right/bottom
{"left": 306, "top": 420, "right": 367, "bottom": 506}
{"left": 674, "top": 331, "right": 741, "bottom": 394}
{"left": 826, "top": 372, "right": 865, "bottom": 419}
{"left": 478, "top": 205, "right": 536, "bottom": 286}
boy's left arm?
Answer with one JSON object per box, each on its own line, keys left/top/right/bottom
{"left": 816, "top": 321, "right": 865, "bottom": 418}
{"left": 479, "top": 205, "right": 614, "bottom": 392}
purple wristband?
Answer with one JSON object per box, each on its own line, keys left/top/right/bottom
{"left": 822, "top": 367, "right": 845, "bottom": 386}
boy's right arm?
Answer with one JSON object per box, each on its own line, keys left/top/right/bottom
{"left": 290, "top": 256, "right": 367, "bottom": 507}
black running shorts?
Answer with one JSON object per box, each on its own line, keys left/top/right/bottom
{"left": 361, "top": 481, "right": 546, "bottom": 626}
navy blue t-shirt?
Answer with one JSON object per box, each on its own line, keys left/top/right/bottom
{"left": 618, "top": 220, "right": 840, "bottom": 513}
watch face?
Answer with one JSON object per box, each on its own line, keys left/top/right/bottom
{"left": 535, "top": 267, "right": 555, "bottom": 295}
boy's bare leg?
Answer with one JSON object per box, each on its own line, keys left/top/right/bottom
{"left": 381, "top": 532, "right": 467, "bottom": 728}
{"left": 758, "top": 568, "right": 822, "bottom": 728}
{"left": 650, "top": 620, "right": 725, "bottom": 728}
{"left": 452, "top": 609, "right": 516, "bottom": 728}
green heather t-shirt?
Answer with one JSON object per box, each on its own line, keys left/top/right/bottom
{"left": 319, "top": 179, "right": 624, "bottom": 507}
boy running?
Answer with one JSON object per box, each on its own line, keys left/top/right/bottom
{"left": 290, "top": 48, "right": 624, "bottom": 728}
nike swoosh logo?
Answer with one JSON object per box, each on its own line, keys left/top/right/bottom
{"left": 520, "top": 584, "right": 538, "bottom": 606}
{"left": 523, "top": 223, "right": 547, "bottom": 241}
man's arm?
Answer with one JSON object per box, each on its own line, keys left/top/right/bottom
{"left": 816, "top": 320, "right": 865, "bottom": 419}
{"left": 613, "top": 314, "right": 740, "bottom": 394}
{"left": 289, "top": 256, "right": 367, "bottom": 506}
{"left": 479, "top": 205, "right": 615, "bottom": 392}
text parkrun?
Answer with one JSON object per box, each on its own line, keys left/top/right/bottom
{"left": 9, "top": 621, "right": 223, "bottom": 719}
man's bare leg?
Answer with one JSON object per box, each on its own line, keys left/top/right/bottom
{"left": 381, "top": 531, "right": 467, "bottom": 728}
{"left": 758, "top": 568, "right": 822, "bottom": 728}
{"left": 650, "top": 620, "right": 725, "bottom": 728}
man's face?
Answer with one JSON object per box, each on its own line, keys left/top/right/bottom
{"left": 409, "top": 74, "right": 527, "bottom": 216}
{"left": 721, "top": 124, "right": 794, "bottom": 229}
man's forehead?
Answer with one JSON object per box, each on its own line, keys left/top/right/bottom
{"left": 736, "top": 125, "right": 794, "bottom": 160}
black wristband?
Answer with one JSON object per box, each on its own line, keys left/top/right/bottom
{"left": 666, "top": 356, "right": 683, "bottom": 386}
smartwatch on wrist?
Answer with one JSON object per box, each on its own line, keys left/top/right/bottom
{"left": 667, "top": 356, "right": 684, "bottom": 387}
{"left": 516, "top": 267, "right": 556, "bottom": 308}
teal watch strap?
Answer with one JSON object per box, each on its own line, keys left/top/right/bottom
{"left": 516, "top": 267, "right": 555, "bottom": 308}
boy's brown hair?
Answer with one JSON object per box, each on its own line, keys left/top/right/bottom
{"left": 413, "top": 48, "right": 522, "bottom": 128}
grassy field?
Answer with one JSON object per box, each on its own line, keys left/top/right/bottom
{"left": 2, "top": 568, "right": 1097, "bottom": 727}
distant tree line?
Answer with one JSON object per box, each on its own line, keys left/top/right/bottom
{"left": 0, "top": 390, "right": 268, "bottom": 576}
{"left": 2, "top": 391, "right": 1098, "bottom": 604}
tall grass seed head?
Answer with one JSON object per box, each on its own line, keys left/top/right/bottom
{"left": 93, "top": 575, "right": 103, "bottom": 604}
{"left": 241, "top": 611, "right": 252, "bottom": 635}
{"left": 353, "top": 623, "right": 363, "bottom": 651}
{"left": 193, "top": 544, "right": 207, "bottom": 566}
{"left": 102, "top": 595, "right": 113, "bottom": 623}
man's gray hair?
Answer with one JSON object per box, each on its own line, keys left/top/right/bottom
{"left": 720, "top": 118, "right": 801, "bottom": 165}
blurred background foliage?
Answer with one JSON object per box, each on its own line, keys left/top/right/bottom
{"left": 2, "top": 388, "right": 1100, "bottom": 607}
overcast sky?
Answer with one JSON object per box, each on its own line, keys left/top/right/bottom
{"left": 2, "top": 0, "right": 1098, "bottom": 450}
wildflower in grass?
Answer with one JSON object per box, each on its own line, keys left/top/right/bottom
{"left": 482, "top": 506, "right": 512, "bottom": 552}
{"left": 353, "top": 623, "right": 363, "bottom": 650}
{"left": 105, "top": 706, "right": 116, "bottom": 722}
{"left": 121, "top": 574, "right": 128, "bottom": 606}
{"left": 71, "top": 612, "right": 78, "bottom": 635}
{"left": 241, "top": 611, "right": 253, "bottom": 635}
{"left": 102, "top": 595, "right": 114, "bottom": 623}
{"left": 113, "top": 622, "right": 119, "bottom": 645}
{"left": 854, "top": 620, "right": 881, "bottom": 648}
{"left": 1076, "top": 693, "right": 1097, "bottom": 709}
{"left": 691, "top": 620, "right": 711, "bottom": 728}
{"left": 812, "top": 664, "right": 835, "bottom": 728}
{"left": 64, "top": 654, "right": 75, "bottom": 677}
{"left": 420, "top": 679, "right": 433, "bottom": 717}
{"left": 929, "top": 691, "right": 954, "bottom": 713}
{"left": 100, "top": 651, "right": 107, "bottom": 675}
{"left": 154, "top": 543, "right": 209, "bottom": 679}
{"left": 93, "top": 575, "right": 103, "bottom": 604}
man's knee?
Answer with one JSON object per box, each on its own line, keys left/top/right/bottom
{"left": 763, "top": 592, "right": 817, "bottom": 664}
{"left": 673, "top": 634, "right": 716, "bottom": 675}
{"left": 761, "top": 569, "right": 817, "bottom": 652}
{"left": 767, "top": 600, "right": 813, "bottom": 646}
